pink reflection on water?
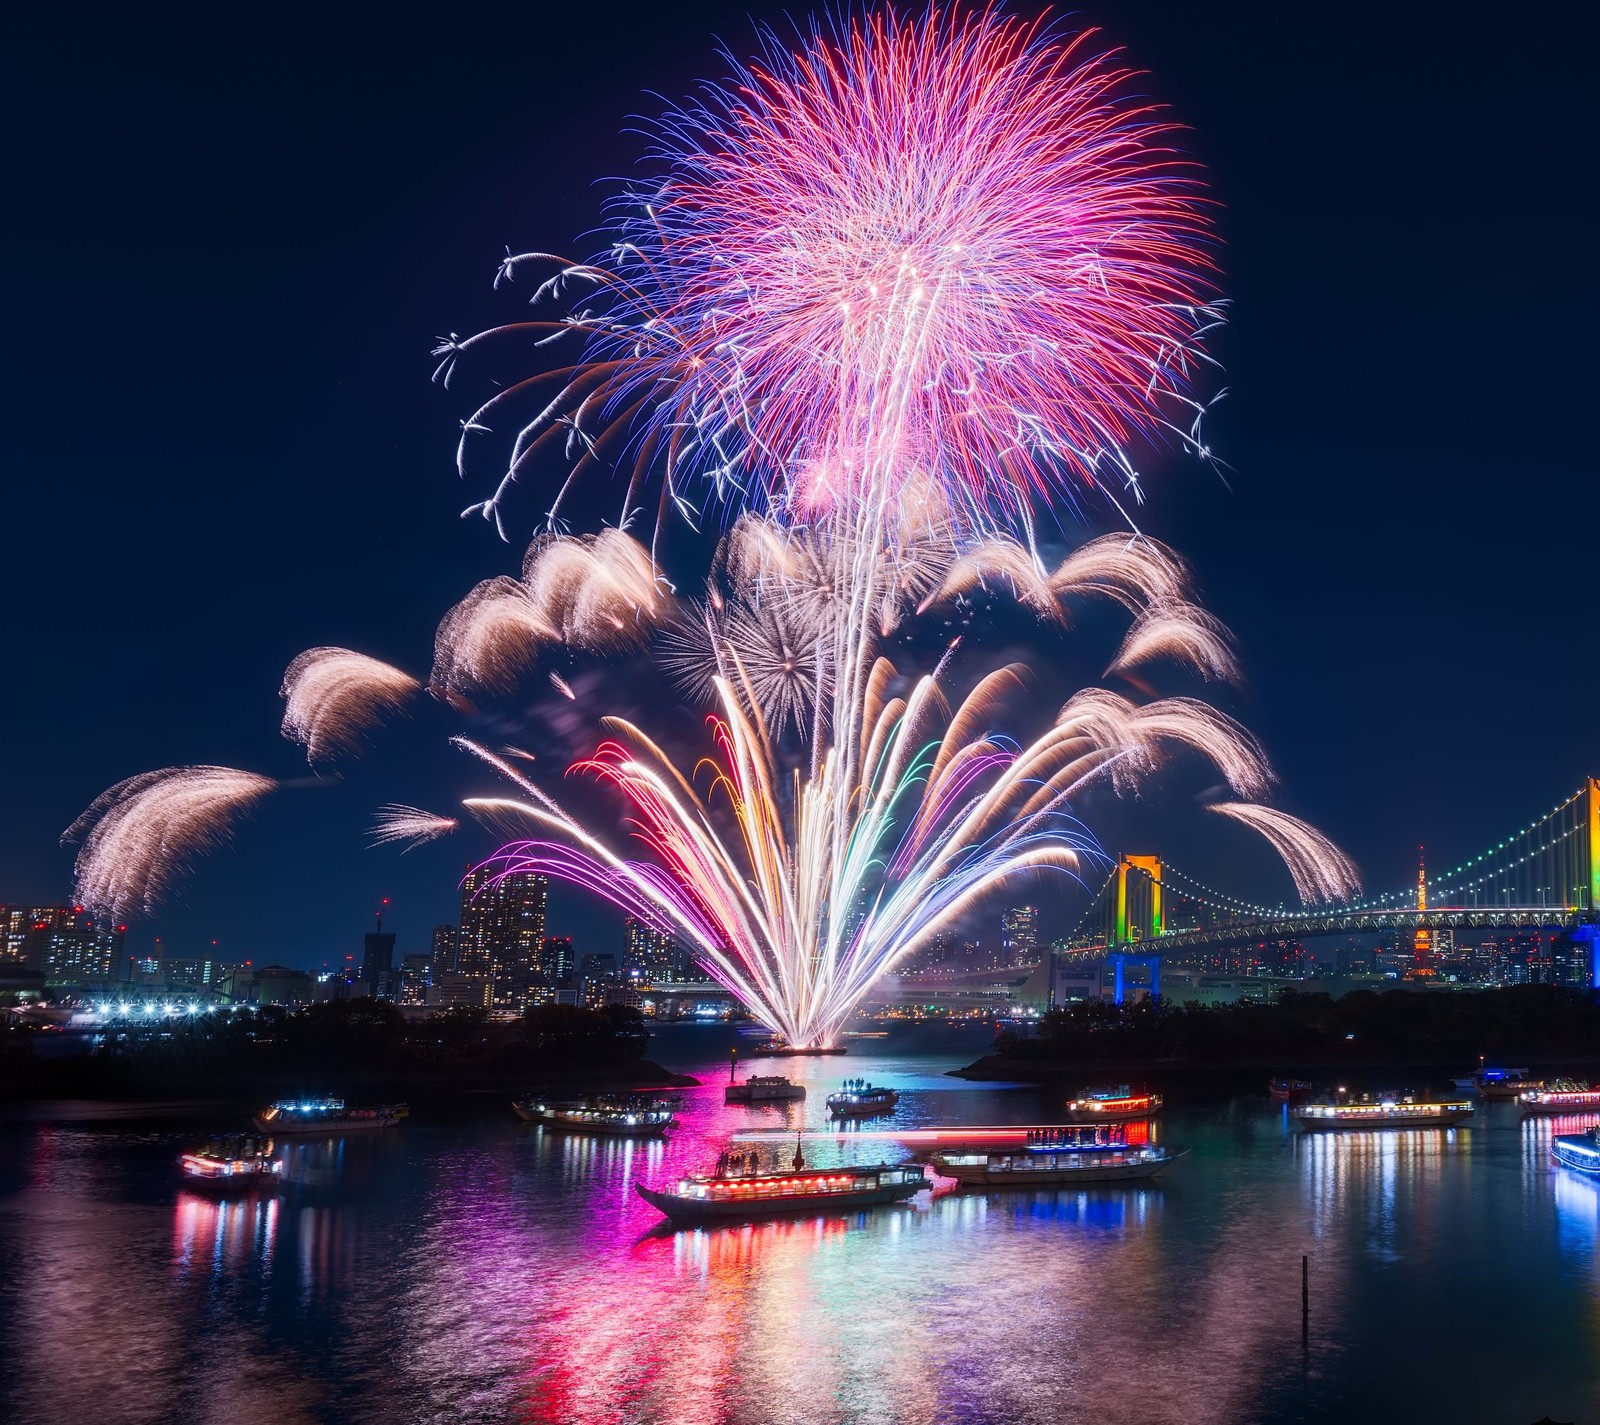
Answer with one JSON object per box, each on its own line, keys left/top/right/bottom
{"left": 173, "top": 1189, "right": 279, "bottom": 1277}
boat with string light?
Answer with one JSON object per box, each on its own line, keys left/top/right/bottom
{"left": 251, "top": 1098, "right": 408, "bottom": 1134}
{"left": 1292, "top": 1092, "right": 1474, "bottom": 1131}
{"left": 825, "top": 1080, "right": 899, "bottom": 1118}
{"left": 1552, "top": 1127, "right": 1600, "bottom": 1176}
{"left": 930, "top": 1126, "right": 1185, "bottom": 1186}
{"left": 180, "top": 1134, "right": 284, "bottom": 1186}
{"left": 1065, "top": 1086, "right": 1162, "bottom": 1122}
{"left": 1518, "top": 1081, "right": 1600, "bottom": 1115}
{"left": 725, "top": 1074, "right": 807, "bottom": 1104}
{"left": 635, "top": 1160, "right": 926, "bottom": 1222}
{"left": 750, "top": 1038, "right": 848, "bottom": 1057}
{"left": 512, "top": 1093, "right": 677, "bottom": 1134}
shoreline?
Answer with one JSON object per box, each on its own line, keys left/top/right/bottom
{"left": 0, "top": 1058, "right": 701, "bottom": 1125}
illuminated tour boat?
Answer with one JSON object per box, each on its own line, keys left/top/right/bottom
{"left": 1065, "top": 1086, "right": 1163, "bottom": 1122}
{"left": 825, "top": 1080, "right": 900, "bottom": 1118}
{"left": 1292, "top": 1093, "right": 1475, "bottom": 1131}
{"left": 252, "top": 1098, "right": 408, "bottom": 1134}
{"left": 751, "top": 1038, "right": 848, "bottom": 1057}
{"left": 1552, "top": 1127, "right": 1600, "bottom": 1176}
{"left": 1518, "top": 1081, "right": 1600, "bottom": 1115}
{"left": 636, "top": 1157, "right": 926, "bottom": 1222}
{"left": 1474, "top": 1067, "right": 1532, "bottom": 1099}
{"left": 180, "top": 1135, "right": 284, "bottom": 1185}
{"left": 511, "top": 1094, "right": 676, "bottom": 1134}
{"left": 725, "top": 1074, "right": 807, "bottom": 1104}
{"left": 931, "top": 1126, "right": 1186, "bottom": 1186}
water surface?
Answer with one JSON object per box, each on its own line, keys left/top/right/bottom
{"left": 1, "top": 1025, "right": 1595, "bottom": 1424}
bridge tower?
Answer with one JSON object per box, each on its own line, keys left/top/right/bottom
{"left": 1588, "top": 779, "right": 1600, "bottom": 912}
{"left": 1113, "top": 855, "right": 1163, "bottom": 945}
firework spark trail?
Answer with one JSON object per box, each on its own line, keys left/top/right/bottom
{"left": 369, "top": 805, "right": 460, "bottom": 851}
{"left": 1206, "top": 803, "right": 1360, "bottom": 903}
{"left": 280, "top": 648, "right": 422, "bottom": 764}
{"left": 469, "top": 622, "right": 1294, "bottom": 1047}
{"left": 63, "top": 767, "right": 277, "bottom": 920}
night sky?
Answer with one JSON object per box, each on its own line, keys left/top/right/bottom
{"left": 5, "top": 2, "right": 1595, "bottom": 972}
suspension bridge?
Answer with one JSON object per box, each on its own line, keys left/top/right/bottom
{"left": 1068, "top": 778, "right": 1600, "bottom": 963}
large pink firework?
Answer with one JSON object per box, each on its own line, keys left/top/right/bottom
{"left": 452, "top": 4, "right": 1220, "bottom": 534}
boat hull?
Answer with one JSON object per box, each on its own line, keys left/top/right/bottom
{"left": 725, "top": 1087, "right": 806, "bottom": 1103}
{"left": 1065, "top": 1105, "right": 1159, "bottom": 1123}
{"left": 635, "top": 1177, "right": 920, "bottom": 1223}
{"left": 251, "top": 1113, "right": 402, "bottom": 1135}
{"left": 512, "top": 1103, "right": 673, "bottom": 1134}
{"left": 1293, "top": 1108, "right": 1474, "bottom": 1131}
{"left": 1521, "top": 1099, "right": 1600, "bottom": 1116}
{"left": 1553, "top": 1135, "right": 1600, "bottom": 1174}
{"left": 755, "top": 1045, "right": 848, "bottom": 1057}
{"left": 934, "top": 1150, "right": 1185, "bottom": 1186}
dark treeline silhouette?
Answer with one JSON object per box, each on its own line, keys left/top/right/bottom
{"left": 990, "top": 986, "right": 1600, "bottom": 1067}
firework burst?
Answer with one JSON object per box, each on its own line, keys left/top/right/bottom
{"left": 450, "top": 5, "right": 1220, "bottom": 536}
{"left": 63, "top": 767, "right": 277, "bottom": 920}
{"left": 280, "top": 648, "right": 422, "bottom": 764}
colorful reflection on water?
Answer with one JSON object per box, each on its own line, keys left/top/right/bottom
{"left": 1, "top": 1029, "right": 1598, "bottom": 1425}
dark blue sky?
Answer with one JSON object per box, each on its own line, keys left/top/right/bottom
{"left": 4, "top": 2, "right": 1595, "bottom": 971}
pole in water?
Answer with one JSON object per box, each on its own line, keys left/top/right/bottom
{"left": 729, "top": 1046, "right": 738, "bottom": 1084}
{"left": 1301, "top": 1254, "right": 1309, "bottom": 1341}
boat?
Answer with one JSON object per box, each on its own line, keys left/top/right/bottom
{"left": 725, "top": 1074, "right": 807, "bottom": 1104}
{"left": 180, "top": 1135, "right": 284, "bottom": 1185}
{"left": 752, "top": 1039, "right": 848, "bottom": 1057}
{"left": 930, "top": 1126, "right": 1186, "bottom": 1186}
{"left": 1269, "top": 1078, "right": 1314, "bottom": 1103}
{"left": 1475, "top": 1067, "right": 1533, "bottom": 1099}
{"left": 1292, "top": 1093, "right": 1475, "bottom": 1131}
{"left": 1065, "top": 1086, "right": 1163, "bottom": 1122}
{"left": 1518, "top": 1081, "right": 1600, "bottom": 1115}
{"left": 635, "top": 1162, "right": 926, "bottom": 1222}
{"left": 512, "top": 1094, "right": 676, "bottom": 1134}
{"left": 825, "top": 1080, "right": 900, "bottom": 1118}
{"left": 251, "top": 1097, "right": 408, "bottom": 1134}
{"left": 1553, "top": 1127, "right": 1600, "bottom": 1175}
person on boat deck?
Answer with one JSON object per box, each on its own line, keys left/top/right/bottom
{"left": 715, "top": 1151, "right": 729, "bottom": 1177}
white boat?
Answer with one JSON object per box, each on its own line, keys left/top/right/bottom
{"left": 932, "top": 1128, "right": 1184, "bottom": 1186}
{"left": 725, "top": 1074, "right": 807, "bottom": 1104}
{"left": 252, "top": 1097, "right": 407, "bottom": 1134}
{"left": 1292, "top": 1094, "right": 1474, "bottom": 1130}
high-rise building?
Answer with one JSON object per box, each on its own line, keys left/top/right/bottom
{"left": 431, "top": 924, "right": 458, "bottom": 972}
{"left": 161, "top": 956, "right": 215, "bottom": 991}
{"left": 360, "top": 930, "right": 397, "bottom": 998}
{"left": 623, "top": 916, "right": 680, "bottom": 983}
{"left": 457, "top": 867, "right": 548, "bottom": 1011}
{"left": 399, "top": 951, "right": 434, "bottom": 1005}
{"left": 577, "top": 952, "right": 618, "bottom": 1009}
{"left": 1, "top": 906, "right": 81, "bottom": 971}
{"left": 1000, "top": 906, "right": 1040, "bottom": 968}
{"left": 42, "top": 915, "right": 125, "bottom": 984}
{"left": 540, "top": 936, "right": 574, "bottom": 989}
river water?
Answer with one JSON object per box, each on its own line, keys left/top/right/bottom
{"left": 0, "top": 1024, "right": 1595, "bottom": 1425}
